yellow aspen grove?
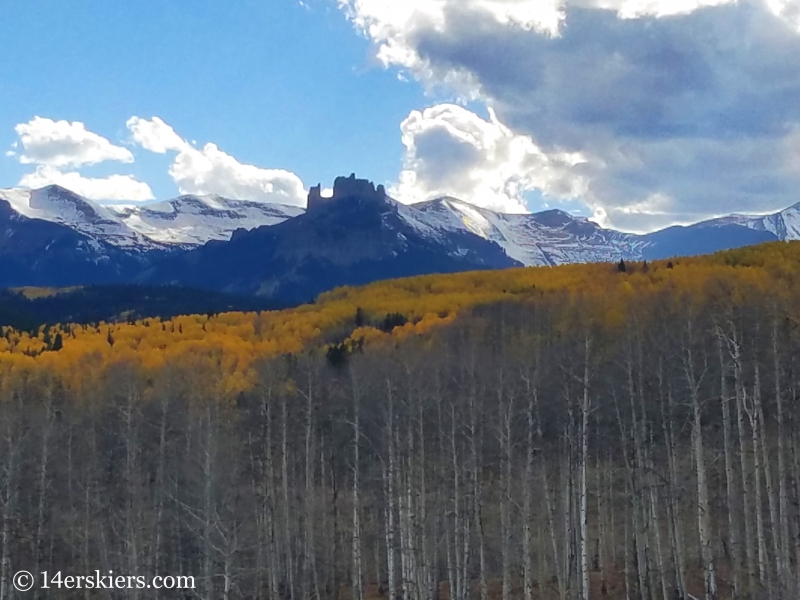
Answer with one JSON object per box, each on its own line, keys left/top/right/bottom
{"left": 2, "top": 242, "right": 800, "bottom": 598}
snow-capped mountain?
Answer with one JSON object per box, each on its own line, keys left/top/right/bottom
{"left": 709, "top": 202, "right": 800, "bottom": 241}
{"left": 0, "top": 185, "right": 305, "bottom": 251}
{"left": 405, "top": 196, "right": 778, "bottom": 265}
{"left": 109, "top": 195, "right": 304, "bottom": 246}
{"left": 0, "top": 176, "right": 791, "bottom": 300}
{"left": 408, "top": 197, "right": 648, "bottom": 266}
{"left": 0, "top": 185, "right": 164, "bottom": 252}
{"left": 0, "top": 194, "right": 156, "bottom": 288}
{"left": 141, "top": 175, "right": 517, "bottom": 301}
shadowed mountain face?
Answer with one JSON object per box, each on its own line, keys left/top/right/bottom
{"left": 0, "top": 176, "right": 794, "bottom": 301}
{"left": 139, "top": 175, "right": 519, "bottom": 302}
{"left": 0, "top": 198, "right": 157, "bottom": 288}
{"left": 640, "top": 223, "right": 778, "bottom": 260}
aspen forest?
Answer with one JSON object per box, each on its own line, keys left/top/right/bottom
{"left": 6, "top": 242, "right": 800, "bottom": 600}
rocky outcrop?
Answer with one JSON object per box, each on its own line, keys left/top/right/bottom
{"left": 307, "top": 173, "right": 386, "bottom": 212}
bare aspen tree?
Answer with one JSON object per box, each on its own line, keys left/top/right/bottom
{"left": 415, "top": 378, "right": 434, "bottom": 600}
{"left": 302, "top": 367, "right": 322, "bottom": 600}
{"left": 470, "top": 375, "right": 489, "bottom": 600}
{"left": 263, "top": 375, "right": 281, "bottom": 600}
{"left": 351, "top": 368, "right": 364, "bottom": 600}
{"left": 34, "top": 384, "right": 55, "bottom": 584}
{"left": 684, "top": 320, "right": 718, "bottom": 600}
{"left": 203, "top": 403, "right": 216, "bottom": 599}
{"left": 522, "top": 360, "right": 538, "bottom": 600}
{"left": 618, "top": 356, "right": 648, "bottom": 600}
{"left": 754, "top": 361, "right": 780, "bottom": 593}
{"left": 728, "top": 326, "right": 756, "bottom": 593}
{"left": 498, "top": 365, "right": 514, "bottom": 600}
{"left": 0, "top": 418, "right": 18, "bottom": 600}
{"left": 538, "top": 390, "right": 566, "bottom": 600}
{"left": 744, "top": 379, "right": 768, "bottom": 590}
{"left": 715, "top": 329, "right": 741, "bottom": 598}
{"left": 153, "top": 388, "right": 170, "bottom": 594}
{"left": 579, "top": 334, "right": 591, "bottom": 600}
{"left": 659, "top": 373, "right": 687, "bottom": 598}
{"left": 646, "top": 426, "right": 669, "bottom": 600}
{"left": 450, "top": 403, "right": 464, "bottom": 600}
{"left": 384, "top": 380, "right": 398, "bottom": 600}
{"left": 772, "top": 314, "right": 792, "bottom": 592}
{"left": 790, "top": 411, "right": 800, "bottom": 594}
{"left": 121, "top": 377, "right": 141, "bottom": 600}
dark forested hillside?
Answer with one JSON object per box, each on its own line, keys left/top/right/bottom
{"left": 4, "top": 242, "right": 800, "bottom": 599}
{"left": 0, "top": 285, "right": 289, "bottom": 330}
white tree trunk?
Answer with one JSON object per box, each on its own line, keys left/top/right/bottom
{"left": 579, "top": 335, "right": 591, "bottom": 600}
{"left": 715, "top": 332, "right": 740, "bottom": 598}
{"left": 773, "top": 317, "right": 791, "bottom": 591}
{"left": 351, "top": 371, "right": 364, "bottom": 600}
{"left": 685, "top": 326, "right": 718, "bottom": 600}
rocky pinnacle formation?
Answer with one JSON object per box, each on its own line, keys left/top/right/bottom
{"left": 307, "top": 173, "right": 387, "bottom": 212}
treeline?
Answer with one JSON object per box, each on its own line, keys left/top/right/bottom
{"left": 0, "top": 285, "right": 289, "bottom": 331}
{"left": 4, "top": 243, "right": 800, "bottom": 599}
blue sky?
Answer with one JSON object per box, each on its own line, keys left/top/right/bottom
{"left": 3, "top": 0, "right": 800, "bottom": 232}
{"left": 0, "top": 0, "right": 430, "bottom": 201}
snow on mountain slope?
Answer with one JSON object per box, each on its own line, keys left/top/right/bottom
{"left": 0, "top": 186, "right": 305, "bottom": 250}
{"left": 109, "top": 195, "right": 305, "bottom": 246}
{"left": 3, "top": 182, "right": 793, "bottom": 271}
{"left": 408, "top": 197, "right": 648, "bottom": 266}
{"left": 0, "top": 185, "right": 162, "bottom": 251}
{"left": 712, "top": 203, "right": 800, "bottom": 241}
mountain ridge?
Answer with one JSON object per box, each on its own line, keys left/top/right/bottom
{"left": 3, "top": 182, "right": 797, "bottom": 258}
{"left": 0, "top": 176, "right": 796, "bottom": 301}
{"left": 139, "top": 174, "right": 519, "bottom": 302}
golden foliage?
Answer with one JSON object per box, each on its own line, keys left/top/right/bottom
{"left": 2, "top": 241, "right": 799, "bottom": 397}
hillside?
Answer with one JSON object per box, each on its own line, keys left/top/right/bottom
{"left": 2, "top": 241, "right": 800, "bottom": 599}
{"left": 0, "top": 285, "right": 288, "bottom": 331}
{"left": 2, "top": 240, "right": 798, "bottom": 382}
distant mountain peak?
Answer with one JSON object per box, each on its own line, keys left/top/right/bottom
{"left": 39, "top": 183, "right": 76, "bottom": 195}
{"left": 112, "top": 194, "right": 303, "bottom": 246}
{"left": 3, "top": 179, "right": 799, "bottom": 300}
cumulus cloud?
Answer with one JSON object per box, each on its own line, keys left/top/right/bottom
{"left": 342, "top": 0, "right": 800, "bottom": 230}
{"left": 394, "top": 104, "right": 586, "bottom": 213}
{"left": 20, "top": 166, "right": 154, "bottom": 201}
{"left": 14, "top": 117, "right": 133, "bottom": 168}
{"left": 127, "top": 117, "right": 307, "bottom": 206}
{"left": 9, "top": 117, "right": 153, "bottom": 201}
{"left": 127, "top": 116, "right": 189, "bottom": 154}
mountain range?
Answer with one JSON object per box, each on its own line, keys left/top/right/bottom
{"left": 0, "top": 175, "right": 790, "bottom": 303}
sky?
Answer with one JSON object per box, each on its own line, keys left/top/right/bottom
{"left": 2, "top": 0, "right": 800, "bottom": 232}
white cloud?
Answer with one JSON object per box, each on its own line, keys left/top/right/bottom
{"left": 766, "top": 0, "right": 800, "bottom": 30}
{"left": 394, "top": 104, "right": 586, "bottom": 213}
{"left": 14, "top": 117, "right": 133, "bottom": 168}
{"left": 10, "top": 116, "right": 152, "bottom": 202}
{"left": 341, "top": 0, "right": 740, "bottom": 70}
{"left": 20, "top": 166, "right": 154, "bottom": 201}
{"left": 126, "top": 116, "right": 189, "bottom": 154}
{"left": 576, "top": 0, "right": 736, "bottom": 19}
{"left": 127, "top": 117, "right": 307, "bottom": 206}
{"left": 170, "top": 143, "right": 307, "bottom": 206}
{"left": 341, "top": 0, "right": 800, "bottom": 230}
